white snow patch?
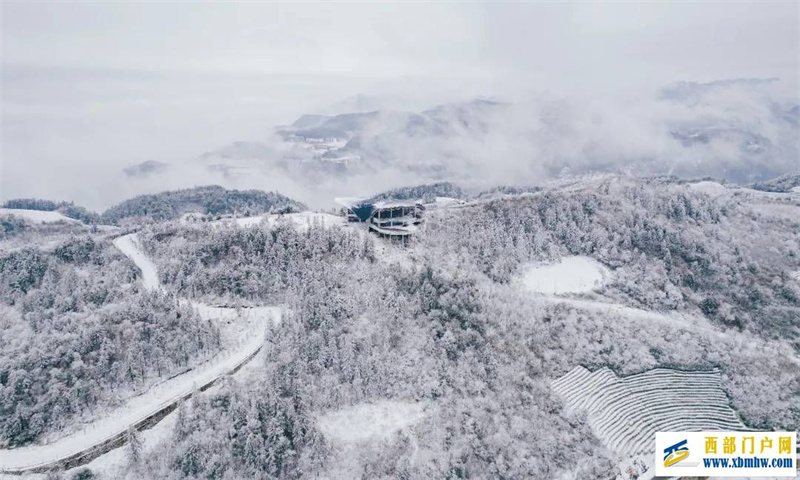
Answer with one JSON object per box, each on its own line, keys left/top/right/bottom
{"left": 234, "top": 215, "right": 267, "bottom": 227}
{"left": 688, "top": 181, "right": 726, "bottom": 196}
{"left": 791, "top": 271, "right": 800, "bottom": 282}
{"left": 519, "top": 256, "right": 610, "bottom": 295}
{"left": 316, "top": 400, "right": 427, "bottom": 444}
{"left": 0, "top": 208, "right": 80, "bottom": 224}
{"left": 432, "top": 197, "right": 464, "bottom": 208}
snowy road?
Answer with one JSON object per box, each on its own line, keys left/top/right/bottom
{"left": 0, "top": 233, "right": 281, "bottom": 474}
{"left": 112, "top": 234, "right": 162, "bottom": 292}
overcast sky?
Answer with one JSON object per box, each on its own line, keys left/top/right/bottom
{"left": 3, "top": 2, "right": 798, "bottom": 81}
{"left": 1, "top": 1, "right": 798, "bottom": 208}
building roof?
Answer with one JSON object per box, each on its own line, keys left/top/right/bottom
{"left": 373, "top": 200, "right": 422, "bottom": 209}
{"left": 334, "top": 197, "right": 366, "bottom": 209}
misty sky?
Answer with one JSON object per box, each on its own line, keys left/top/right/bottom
{"left": 1, "top": 1, "right": 798, "bottom": 209}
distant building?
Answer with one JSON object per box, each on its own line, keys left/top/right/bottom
{"left": 335, "top": 197, "right": 424, "bottom": 240}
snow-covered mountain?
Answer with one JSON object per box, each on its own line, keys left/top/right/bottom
{"left": 3, "top": 174, "right": 800, "bottom": 479}
{"left": 266, "top": 82, "right": 798, "bottom": 185}
{"left": 120, "top": 79, "right": 799, "bottom": 205}
{"left": 124, "top": 160, "right": 169, "bottom": 178}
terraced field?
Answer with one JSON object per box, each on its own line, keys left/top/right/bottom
{"left": 552, "top": 366, "right": 746, "bottom": 456}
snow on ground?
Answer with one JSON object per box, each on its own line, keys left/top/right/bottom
{"left": 0, "top": 408, "right": 179, "bottom": 480}
{"left": 541, "top": 295, "right": 800, "bottom": 367}
{"left": 552, "top": 366, "right": 745, "bottom": 457}
{"left": 0, "top": 326, "right": 280, "bottom": 479}
{"left": 792, "top": 271, "right": 800, "bottom": 282}
{"left": 0, "top": 208, "right": 80, "bottom": 224}
{"left": 258, "top": 211, "right": 345, "bottom": 230}
{"left": 737, "top": 187, "right": 799, "bottom": 200}
{"left": 113, "top": 234, "right": 161, "bottom": 292}
{"left": 315, "top": 401, "right": 427, "bottom": 479}
{"left": 432, "top": 197, "right": 464, "bottom": 208}
{"left": 688, "top": 181, "right": 726, "bottom": 196}
{"left": 186, "top": 210, "right": 418, "bottom": 271}
{"left": 518, "top": 256, "right": 611, "bottom": 295}
{"left": 196, "top": 211, "right": 347, "bottom": 231}
{"left": 0, "top": 306, "right": 279, "bottom": 473}
{"left": 0, "top": 233, "right": 281, "bottom": 474}
{"left": 749, "top": 203, "right": 800, "bottom": 221}
{"left": 315, "top": 400, "right": 429, "bottom": 478}
{"left": 316, "top": 400, "right": 427, "bottom": 444}
{"left": 552, "top": 367, "right": 745, "bottom": 480}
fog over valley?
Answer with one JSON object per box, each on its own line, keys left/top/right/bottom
{"left": 2, "top": 2, "right": 797, "bottom": 209}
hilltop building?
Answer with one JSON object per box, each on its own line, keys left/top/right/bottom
{"left": 335, "top": 197, "right": 424, "bottom": 240}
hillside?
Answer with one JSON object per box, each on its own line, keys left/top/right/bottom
{"left": 2, "top": 199, "right": 99, "bottom": 225}
{"left": 1, "top": 175, "right": 799, "bottom": 479}
{"left": 100, "top": 185, "right": 306, "bottom": 225}
{"left": 752, "top": 172, "right": 800, "bottom": 192}
{"left": 366, "top": 182, "right": 464, "bottom": 203}
{"left": 265, "top": 84, "right": 800, "bottom": 186}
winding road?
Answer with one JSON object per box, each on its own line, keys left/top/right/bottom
{"left": 0, "top": 234, "right": 280, "bottom": 475}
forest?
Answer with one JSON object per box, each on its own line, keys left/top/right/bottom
{"left": 2, "top": 199, "right": 99, "bottom": 225}
{"left": 366, "top": 182, "right": 464, "bottom": 204}
{"left": 100, "top": 186, "right": 307, "bottom": 225}
{"left": 107, "top": 175, "right": 797, "bottom": 479}
{"left": 751, "top": 172, "right": 800, "bottom": 192}
{"left": 421, "top": 177, "right": 800, "bottom": 345}
{"left": 1, "top": 174, "right": 798, "bottom": 479}
{"left": 0, "top": 237, "right": 221, "bottom": 447}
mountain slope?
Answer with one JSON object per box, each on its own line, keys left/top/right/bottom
{"left": 101, "top": 186, "right": 306, "bottom": 225}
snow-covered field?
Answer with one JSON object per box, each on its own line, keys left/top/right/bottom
{"left": 0, "top": 208, "right": 80, "bottom": 224}
{"left": 688, "top": 180, "right": 727, "bottom": 196}
{"left": 688, "top": 181, "right": 800, "bottom": 201}
{"left": 749, "top": 203, "right": 800, "bottom": 222}
{"left": 552, "top": 366, "right": 745, "bottom": 457}
{"left": 0, "top": 233, "right": 281, "bottom": 474}
{"left": 518, "top": 256, "right": 610, "bottom": 294}
{"left": 316, "top": 400, "right": 427, "bottom": 444}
